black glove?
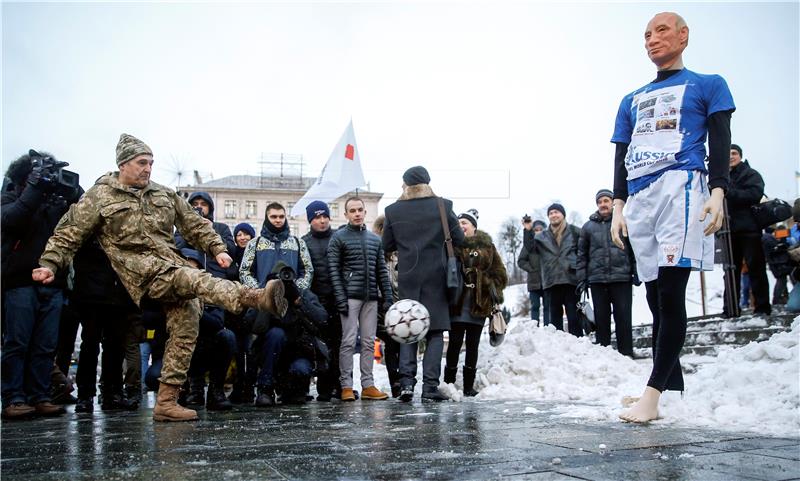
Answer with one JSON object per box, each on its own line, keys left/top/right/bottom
{"left": 575, "top": 280, "right": 588, "bottom": 297}
{"left": 632, "top": 273, "right": 642, "bottom": 287}
{"left": 26, "top": 163, "right": 48, "bottom": 187}
{"left": 338, "top": 302, "right": 348, "bottom": 318}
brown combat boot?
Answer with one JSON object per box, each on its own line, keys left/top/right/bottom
{"left": 153, "top": 383, "right": 199, "bottom": 422}
{"left": 361, "top": 386, "right": 389, "bottom": 400}
{"left": 240, "top": 280, "right": 288, "bottom": 318}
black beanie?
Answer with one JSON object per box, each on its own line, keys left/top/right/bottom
{"left": 595, "top": 189, "right": 613, "bottom": 203}
{"left": 547, "top": 203, "right": 566, "bottom": 217}
{"left": 731, "top": 144, "right": 742, "bottom": 157}
{"left": 402, "top": 166, "right": 431, "bottom": 186}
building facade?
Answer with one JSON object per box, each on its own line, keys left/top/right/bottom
{"left": 177, "top": 174, "right": 383, "bottom": 237}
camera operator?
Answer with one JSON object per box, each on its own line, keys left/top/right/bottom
{"left": 1, "top": 150, "right": 81, "bottom": 419}
{"left": 762, "top": 224, "right": 797, "bottom": 305}
{"left": 250, "top": 262, "right": 330, "bottom": 406}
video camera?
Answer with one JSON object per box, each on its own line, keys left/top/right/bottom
{"left": 29, "top": 150, "right": 80, "bottom": 198}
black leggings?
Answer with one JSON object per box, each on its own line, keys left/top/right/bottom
{"left": 646, "top": 267, "right": 690, "bottom": 392}
{"left": 445, "top": 323, "right": 483, "bottom": 369}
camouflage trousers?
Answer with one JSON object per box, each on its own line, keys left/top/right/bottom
{"left": 146, "top": 266, "right": 248, "bottom": 386}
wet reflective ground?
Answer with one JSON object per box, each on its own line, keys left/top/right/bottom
{"left": 1, "top": 398, "right": 798, "bottom": 480}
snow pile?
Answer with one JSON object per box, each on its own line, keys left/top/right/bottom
{"left": 477, "top": 316, "right": 800, "bottom": 436}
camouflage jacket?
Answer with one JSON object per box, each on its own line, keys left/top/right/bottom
{"left": 39, "top": 173, "right": 226, "bottom": 305}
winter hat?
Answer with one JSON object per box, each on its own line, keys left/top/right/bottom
{"left": 116, "top": 133, "right": 152, "bottom": 167}
{"left": 730, "top": 144, "right": 743, "bottom": 157}
{"left": 547, "top": 203, "right": 566, "bottom": 217}
{"left": 402, "top": 166, "right": 431, "bottom": 186}
{"left": 533, "top": 219, "right": 546, "bottom": 229}
{"left": 595, "top": 189, "right": 613, "bottom": 203}
{"left": 306, "top": 200, "right": 330, "bottom": 223}
{"left": 458, "top": 209, "right": 479, "bottom": 229}
{"left": 234, "top": 222, "right": 256, "bottom": 239}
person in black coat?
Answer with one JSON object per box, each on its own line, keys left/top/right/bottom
{"left": 382, "top": 166, "right": 465, "bottom": 402}
{"left": 174, "top": 191, "right": 236, "bottom": 279}
{"left": 723, "top": 145, "right": 771, "bottom": 316}
{"left": 576, "top": 189, "right": 638, "bottom": 357}
{"left": 328, "top": 197, "right": 393, "bottom": 401}
{"left": 72, "top": 237, "right": 139, "bottom": 413}
{"left": 301, "top": 201, "right": 346, "bottom": 401}
{"left": 518, "top": 219, "right": 550, "bottom": 325}
{"left": 226, "top": 222, "right": 256, "bottom": 404}
{"left": 1, "top": 150, "right": 81, "bottom": 419}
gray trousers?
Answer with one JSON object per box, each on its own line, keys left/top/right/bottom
{"left": 339, "top": 299, "right": 378, "bottom": 389}
{"left": 399, "top": 330, "right": 444, "bottom": 391}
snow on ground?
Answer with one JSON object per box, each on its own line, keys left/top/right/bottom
{"left": 472, "top": 316, "right": 800, "bottom": 437}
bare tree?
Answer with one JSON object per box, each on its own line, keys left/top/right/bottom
{"left": 497, "top": 216, "right": 525, "bottom": 284}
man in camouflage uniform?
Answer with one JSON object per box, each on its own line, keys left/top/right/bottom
{"left": 33, "top": 133, "right": 284, "bottom": 422}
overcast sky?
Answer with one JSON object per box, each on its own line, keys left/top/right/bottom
{"left": 3, "top": 1, "right": 798, "bottom": 237}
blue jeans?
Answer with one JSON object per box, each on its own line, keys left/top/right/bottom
{"left": 529, "top": 289, "right": 550, "bottom": 325}
{"left": 256, "top": 327, "right": 288, "bottom": 388}
{"left": 139, "top": 342, "right": 152, "bottom": 390}
{"left": 1, "top": 286, "right": 64, "bottom": 407}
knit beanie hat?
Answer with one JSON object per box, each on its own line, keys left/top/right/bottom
{"left": 595, "top": 189, "right": 613, "bottom": 203}
{"left": 306, "top": 200, "right": 331, "bottom": 223}
{"left": 730, "top": 144, "right": 743, "bottom": 157}
{"left": 234, "top": 222, "right": 256, "bottom": 239}
{"left": 402, "top": 166, "right": 431, "bottom": 186}
{"left": 547, "top": 203, "right": 566, "bottom": 217}
{"left": 458, "top": 209, "right": 479, "bottom": 229}
{"left": 116, "top": 133, "right": 152, "bottom": 167}
{"left": 533, "top": 220, "right": 546, "bottom": 229}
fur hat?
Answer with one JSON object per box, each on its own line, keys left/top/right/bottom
{"left": 116, "top": 133, "right": 152, "bottom": 167}
{"left": 402, "top": 166, "right": 431, "bottom": 186}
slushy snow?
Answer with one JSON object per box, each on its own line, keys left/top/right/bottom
{"left": 471, "top": 316, "right": 800, "bottom": 437}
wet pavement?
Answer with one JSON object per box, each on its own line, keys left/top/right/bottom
{"left": 1, "top": 398, "right": 798, "bottom": 480}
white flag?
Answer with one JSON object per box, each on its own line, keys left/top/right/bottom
{"left": 291, "top": 120, "right": 367, "bottom": 217}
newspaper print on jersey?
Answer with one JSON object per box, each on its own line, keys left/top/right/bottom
{"left": 625, "top": 84, "right": 686, "bottom": 180}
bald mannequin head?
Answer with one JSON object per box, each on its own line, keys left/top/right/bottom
{"left": 645, "top": 12, "right": 689, "bottom": 70}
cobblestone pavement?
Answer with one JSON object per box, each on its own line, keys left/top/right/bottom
{"left": 1, "top": 398, "right": 798, "bottom": 480}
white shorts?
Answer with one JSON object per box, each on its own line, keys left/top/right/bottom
{"left": 625, "top": 169, "right": 714, "bottom": 283}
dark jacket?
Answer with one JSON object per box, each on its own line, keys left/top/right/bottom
{"left": 382, "top": 184, "right": 465, "bottom": 331}
{"left": 453, "top": 230, "right": 508, "bottom": 320}
{"left": 762, "top": 233, "right": 795, "bottom": 277}
{"left": 328, "top": 223, "right": 393, "bottom": 312}
{"left": 727, "top": 161, "right": 765, "bottom": 234}
{"left": 534, "top": 223, "right": 581, "bottom": 289}
{"left": 302, "top": 227, "right": 334, "bottom": 304}
{"left": 1, "top": 178, "right": 81, "bottom": 290}
{"left": 175, "top": 192, "right": 235, "bottom": 280}
{"left": 71, "top": 237, "right": 135, "bottom": 309}
{"left": 517, "top": 229, "right": 543, "bottom": 291}
{"left": 577, "top": 212, "right": 636, "bottom": 284}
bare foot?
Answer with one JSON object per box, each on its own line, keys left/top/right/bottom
{"left": 619, "top": 387, "right": 660, "bottom": 423}
{"left": 621, "top": 395, "right": 640, "bottom": 407}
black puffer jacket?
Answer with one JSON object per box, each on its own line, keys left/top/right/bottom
{"left": 1, "top": 178, "right": 81, "bottom": 290}
{"left": 517, "top": 229, "right": 543, "bottom": 291}
{"left": 727, "top": 160, "right": 765, "bottom": 234}
{"left": 327, "top": 223, "right": 393, "bottom": 311}
{"left": 302, "top": 227, "right": 334, "bottom": 304}
{"left": 576, "top": 212, "right": 636, "bottom": 284}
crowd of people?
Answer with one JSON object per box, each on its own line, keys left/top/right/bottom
{"left": 2, "top": 11, "right": 798, "bottom": 427}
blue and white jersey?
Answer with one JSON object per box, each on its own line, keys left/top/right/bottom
{"left": 611, "top": 69, "right": 735, "bottom": 196}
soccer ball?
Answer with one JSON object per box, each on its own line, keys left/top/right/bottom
{"left": 384, "top": 299, "right": 430, "bottom": 344}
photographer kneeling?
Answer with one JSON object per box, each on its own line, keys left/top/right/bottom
{"left": 249, "top": 262, "right": 329, "bottom": 406}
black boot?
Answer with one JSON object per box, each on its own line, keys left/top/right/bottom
{"left": 443, "top": 366, "right": 458, "bottom": 385}
{"left": 463, "top": 367, "right": 479, "bottom": 397}
{"left": 101, "top": 392, "right": 138, "bottom": 411}
{"left": 75, "top": 397, "right": 94, "bottom": 413}
{"left": 421, "top": 386, "right": 448, "bottom": 402}
{"left": 184, "top": 375, "right": 205, "bottom": 408}
{"left": 255, "top": 386, "right": 276, "bottom": 407}
{"left": 206, "top": 384, "right": 233, "bottom": 411}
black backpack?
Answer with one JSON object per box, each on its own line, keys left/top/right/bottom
{"left": 751, "top": 198, "right": 793, "bottom": 229}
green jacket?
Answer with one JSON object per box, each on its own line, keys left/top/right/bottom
{"left": 39, "top": 172, "right": 226, "bottom": 305}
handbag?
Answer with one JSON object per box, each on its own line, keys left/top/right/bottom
{"left": 488, "top": 305, "right": 508, "bottom": 347}
{"left": 751, "top": 198, "right": 793, "bottom": 229}
{"left": 437, "top": 198, "right": 463, "bottom": 308}
{"left": 577, "top": 289, "right": 596, "bottom": 335}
